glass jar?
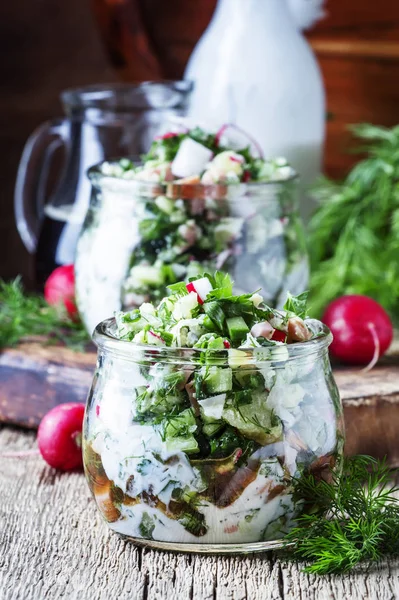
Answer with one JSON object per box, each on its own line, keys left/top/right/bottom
{"left": 14, "top": 81, "right": 192, "bottom": 287}
{"left": 75, "top": 166, "right": 309, "bottom": 334}
{"left": 83, "top": 317, "right": 344, "bottom": 553}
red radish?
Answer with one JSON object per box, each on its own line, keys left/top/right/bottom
{"left": 223, "top": 340, "right": 231, "bottom": 349}
{"left": 186, "top": 277, "right": 213, "bottom": 304}
{"left": 38, "top": 403, "right": 85, "bottom": 471}
{"left": 215, "top": 124, "right": 264, "bottom": 159}
{"left": 322, "top": 295, "right": 393, "bottom": 368}
{"left": 44, "top": 264, "right": 77, "bottom": 319}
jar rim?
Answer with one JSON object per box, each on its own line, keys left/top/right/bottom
{"left": 92, "top": 317, "right": 332, "bottom": 366}
{"left": 61, "top": 81, "right": 194, "bottom": 110}
{"left": 88, "top": 162, "right": 299, "bottom": 186}
{"left": 87, "top": 162, "right": 299, "bottom": 202}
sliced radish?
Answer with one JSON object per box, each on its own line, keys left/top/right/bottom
{"left": 271, "top": 329, "right": 287, "bottom": 343}
{"left": 148, "top": 330, "right": 165, "bottom": 345}
{"left": 229, "top": 154, "right": 245, "bottom": 164}
{"left": 186, "top": 277, "right": 213, "bottom": 304}
{"left": 171, "top": 138, "right": 214, "bottom": 178}
{"left": 223, "top": 340, "right": 231, "bottom": 349}
{"left": 251, "top": 321, "right": 274, "bottom": 340}
{"left": 154, "top": 131, "right": 180, "bottom": 141}
{"left": 215, "top": 124, "right": 264, "bottom": 159}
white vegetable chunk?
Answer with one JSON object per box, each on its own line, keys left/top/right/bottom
{"left": 171, "top": 138, "right": 214, "bottom": 178}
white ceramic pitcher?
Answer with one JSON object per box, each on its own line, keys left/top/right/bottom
{"left": 185, "top": 0, "right": 325, "bottom": 219}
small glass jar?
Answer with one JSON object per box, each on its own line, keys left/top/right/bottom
{"left": 75, "top": 167, "right": 309, "bottom": 334}
{"left": 83, "top": 318, "right": 344, "bottom": 553}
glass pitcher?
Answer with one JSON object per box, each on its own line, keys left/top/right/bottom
{"left": 14, "top": 82, "right": 193, "bottom": 286}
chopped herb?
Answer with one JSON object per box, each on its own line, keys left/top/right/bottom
{"left": 308, "top": 123, "right": 399, "bottom": 323}
{"left": 284, "top": 455, "right": 399, "bottom": 574}
{"left": 138, "top": 512, "right": 156, "bottom": 539}
{"left": 0, "top": 278, "right": 89, "bottom": 351}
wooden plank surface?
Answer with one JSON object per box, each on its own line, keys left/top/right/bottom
{"left": 0, "top": 426, "right": 398, "bottom": 600}
{"left": 1, "top": 342, "right": 399, "bottom": 464}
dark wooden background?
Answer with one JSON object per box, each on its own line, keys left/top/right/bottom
{"left": 1, "top": 0, "right": 399, "bottom": 281}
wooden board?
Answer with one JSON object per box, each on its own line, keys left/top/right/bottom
{"left": 1, "top": 342, "right": 399, "bottom": 465}
{"left": 1, "top": 426, "right": 399, "bottom": 599}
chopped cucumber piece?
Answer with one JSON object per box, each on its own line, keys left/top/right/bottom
{"left": 166, "top": 435, "right": 199, "bottom": 454}
{"left": 226, "top": 317, "right": 249, "bottom": 342}
{"left": 228, "top": 349, "right": 248, "bottom": 367}
{"left": 155, "top": 195, "right": 175, "bottom": 214}
{"left": 129, "top": 265, "right": 164, "bottom": 287}
{"left": 203, "top": 301, "right": 225, "bottom": 330}
{"left": 203, "top": 422, "right": 224, "bottom": 437}
{"left": 163, "top": 408, "right": 197, "bottom": 439}
{"left": 205, "top": 367, "right": 232, "bottom": 394}
{"left": 222, "top": 390, "right": 282, "bottom": 445}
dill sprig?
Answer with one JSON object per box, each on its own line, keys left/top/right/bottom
{"left": 283, "top": 455, "right": 399, "bottom": 574}
{"left": 308, "top": 124, "right": 399, "bottom": 323}
{"left": 0, "top": 277, "right": 89, "bottom": 351}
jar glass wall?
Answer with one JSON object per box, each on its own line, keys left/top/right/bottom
{"left": 75, "top": 167, "right": 308, "bottom": 334}
{"left": 83, "top": 318, "right": 344, "bottom": 552}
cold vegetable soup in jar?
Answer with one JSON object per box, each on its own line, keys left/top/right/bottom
{"left": 83, "top": 272, "right": 344, "bottom": 552}
{"left": 75, "top": 126, "right": 309, "bottom": 334}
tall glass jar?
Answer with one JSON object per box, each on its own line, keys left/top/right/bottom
{"left": 75, "top": 166, "right": 309, "bottom": 334}
{"left": 83, "top": 317, "right": 344, "bottom": 552}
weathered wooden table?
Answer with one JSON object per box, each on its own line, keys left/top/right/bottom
{"left": 1, "top": 426, "right": 399, "bottom": 600}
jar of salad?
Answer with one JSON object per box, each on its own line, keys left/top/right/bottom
{"left": 75, "top": 126, "right": 309, "bottom": 334}
{"left": 83, "top": 272, "right": 344, "bottom": 552}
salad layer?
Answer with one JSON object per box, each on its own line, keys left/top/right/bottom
{"left": 75, "top": 127, "right": 308, "bottom": 334}
{"left": 83, "top": 273, "right": 344, "bottom": 545}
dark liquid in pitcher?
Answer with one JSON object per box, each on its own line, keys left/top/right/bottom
{"left": 35, "top": 207, "right": 82, "bottom": 288}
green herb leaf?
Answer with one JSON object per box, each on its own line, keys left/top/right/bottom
{"left": 167, "top": 282, "right": 188, "bottom": 296}
{"left": 308, "top": 123, "right": 399, "bottom": 323}
{"left": 283, "top": 291, "right": 309, "bottom": 319}
{"left": 283, "top": 455, "right": 399, "bottom": 575}
{"left": 0, "top": 278, "right": 89, "bottom": 351}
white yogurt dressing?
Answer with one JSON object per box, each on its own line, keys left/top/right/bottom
{"left": 75, "top": 188, "right": 142, "bottom": 334}
{"left": 90, "top": 372, "right": 304, "bottom": 543}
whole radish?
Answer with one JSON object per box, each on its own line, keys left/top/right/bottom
{"left": 38, "top": 403, "right": 85, "bottom": 471}
{"left": 44, "top": 264, "right": 77, "bottom": 319}
{"left": 322, "top": 295, "right": 393, "bottom": 368}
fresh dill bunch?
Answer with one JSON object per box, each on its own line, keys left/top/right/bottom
{"left": 308, "top": 123, "right": 399, "bottom": 323}
{"left": 0, "top": 277, "right": 89, "bottom": 351}
{"left": 283, "top": 455, "right": 399, "bottom": 575}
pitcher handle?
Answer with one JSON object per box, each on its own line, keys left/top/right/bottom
{"left": 14, "top": 118, "right": 70, "bottom": 253}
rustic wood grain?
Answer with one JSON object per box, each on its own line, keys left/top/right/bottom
{"left": 0, "top": 426, "right": 398, "bottom": 599}
{"left": 0, "top": 343, "right": 95, "bottom": 429}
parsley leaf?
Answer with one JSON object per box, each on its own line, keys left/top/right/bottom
{"left": 283, "top": 291, "right": 309, "bottom": 319}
